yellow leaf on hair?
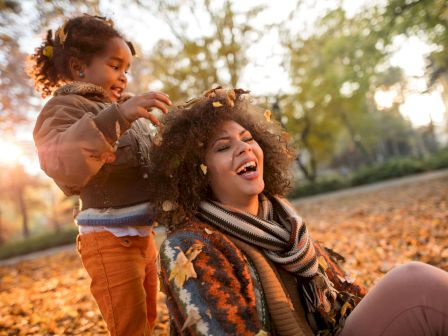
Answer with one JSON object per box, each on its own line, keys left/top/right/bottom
{"left": 200, "top": 164, "right": 208, "bottom": 175}
{"left": 256, "top": 330, "right": 269, "bottom": 336}
{"left": 341, "top": 301, "right": 352, "bottom": 317}
{"left": 42, "top": 46, "right": 53, "bottom": 58}
{"left": 263, "top": 109, "right": 272, "bottom": 122}
{"left": 181, "top": 308, "right": 201, "bottom": 331}
{"left": 162, "top": 200, "right": 174, "bottom": 212}
{"left": 169, "top": 243, "right": 204, "bottom": 288}
{"left": 226, "top": 90, "right": 236, "bottom": 107}
{"left": 212, "top": 101, "right": 223, "bottom": 107}
{"left": 56, "top": 26, "right": 68, "bottom": 44}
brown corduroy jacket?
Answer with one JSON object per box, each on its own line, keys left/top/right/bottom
{"left": 33, "top": 82, "right": 154, "bottom": 209}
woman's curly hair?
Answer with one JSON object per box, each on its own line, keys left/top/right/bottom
{"left": 27, "top": 14, "right": 135, "bottom": 98}
{"left": 147, "top": 87, "right": 296, "bottom": 231}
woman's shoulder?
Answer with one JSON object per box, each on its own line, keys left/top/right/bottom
{"left": 161, "top": 219, "right": 236, "bottom": 253}
{"left": 159, "top": 219, "right": 269, "bottom": 335}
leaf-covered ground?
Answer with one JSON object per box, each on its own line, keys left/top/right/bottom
{"left": 1, "top": 173, "right": 447, "bottom": 335}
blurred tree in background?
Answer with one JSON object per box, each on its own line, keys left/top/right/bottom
{"left": 0, "top": 0, "right": 446, "bottom": 242}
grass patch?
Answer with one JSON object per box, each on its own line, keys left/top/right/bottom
{"left": 290, "top": 149, "right": 448, "bottom": 198}
{"left": 0, "top": 228, "right": 78, "bottom": 260}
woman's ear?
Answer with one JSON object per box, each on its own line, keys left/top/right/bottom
{"left": 68, "top": 57, "right": 86, "bottom": 81}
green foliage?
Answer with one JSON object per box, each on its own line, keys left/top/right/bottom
{"left": 424, "top": 148, "right": 448, "bottom": 170}
{"left": 0, "top": 227, "right": 78, "bottom": 260}
{"left": 289, "top": 176, "right": 350, "bottom": 199}
{"left": 351, "top": 157, "right": 426, "bottom": 186}
{"left": 290, "top": 150, "right": 448, "bottom": 198}
{"left": 135, "top": 0, "right": 267, "bottom": 102}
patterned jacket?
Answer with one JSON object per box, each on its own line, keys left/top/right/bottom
{"left": 160, "top": 220, "right": 366, "bottom": 336}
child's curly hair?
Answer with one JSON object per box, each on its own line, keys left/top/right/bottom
{"left": 147, "top": 87, "right": 296, "bottom": 231}
{"left": 27, "top": 14, "right": 135, "bottom": 98}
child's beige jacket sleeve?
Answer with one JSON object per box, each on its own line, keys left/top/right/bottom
{"left": 33, "top": 94, "right": 129, "bottom": 195}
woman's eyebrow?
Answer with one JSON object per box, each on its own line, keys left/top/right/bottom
{"left": 212, "top": 130, "right": 249, "bottom": 145}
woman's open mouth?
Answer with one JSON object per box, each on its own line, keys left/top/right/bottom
{"left": 236, "top": 160, "right": 258, "bottom": 179}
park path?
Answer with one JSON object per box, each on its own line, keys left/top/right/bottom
{"left": 1, "top": 169, "right": 447, "bottom": 335}
{"left": 1, "top": 169, "right": 447, "bottom": 267}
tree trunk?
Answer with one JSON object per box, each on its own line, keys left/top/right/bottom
{"left": 297, "top": 115, "right": 318, "bottom": 182}
{"left": 17, "top": 188, "right": 29, "bottom": 238}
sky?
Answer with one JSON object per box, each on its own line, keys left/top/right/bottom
{"left": 98, "top": 0, "right": 447, "bottom": 128}
{"left": 1, "top": 0, "right": 447, "bottom": 172}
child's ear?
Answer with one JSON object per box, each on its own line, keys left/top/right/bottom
{"left": 68, "top": 57, "right": 86, "bottom": 80}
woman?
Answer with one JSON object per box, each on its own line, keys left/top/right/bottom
{"left": 148, "top": 87, "right": 448, "bottom": 335}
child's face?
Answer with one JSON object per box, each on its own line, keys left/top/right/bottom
{"left": 204, "top": 120, "right": 265, "bottom": 208}
{"left": 80, "top": 37, "right": 132, "bottom": 102}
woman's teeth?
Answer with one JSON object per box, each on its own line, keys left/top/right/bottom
{"left": 236, "top": 161, "right": 257, "bottom": 175}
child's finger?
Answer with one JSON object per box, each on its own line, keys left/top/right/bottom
{"left": 143, "top": 92, "right": 172, "bottom": 106}
{"left": 143, "top": 98, "right": 169, "bottom": 114}
{"left": 137, "top": 107, "right": 160, "bottom": 126}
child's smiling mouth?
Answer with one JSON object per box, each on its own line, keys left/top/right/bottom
{"left": 110, "top": 86, "right": 123, "bottom": 100}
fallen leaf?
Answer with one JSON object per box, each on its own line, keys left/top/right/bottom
{"left": 181, "top": 308, "right": 201, "bottom": 331}
{"left": 318, "top": 256, "right": 328, "bottom": 271}
{"left": 212, "top": 101, "right": 223, "bottom": 107}
{"left": 204, "top": 228, "right": 213, "bottom": 235}
{"left": 169, "top": 243, "right": 204, "bottom": 288}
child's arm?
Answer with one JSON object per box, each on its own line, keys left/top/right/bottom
{"left": 33, "top": 95, "right": 129, "bottom": 195}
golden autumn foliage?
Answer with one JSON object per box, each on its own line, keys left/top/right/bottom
{"left": 0, "top": 174, "right": 447, "bottom": 335}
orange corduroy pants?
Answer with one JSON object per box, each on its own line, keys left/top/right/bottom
{"left": 77, "top": 231, "right": 158, "bottom": 336}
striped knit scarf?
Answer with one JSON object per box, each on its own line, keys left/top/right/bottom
{"left": 198, "top": 195, "right": 340, "bottom": 327}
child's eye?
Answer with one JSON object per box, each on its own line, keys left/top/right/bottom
{"left": 243, "top": 137, "right": 254, "bottom": 143}
{"left": 110, "top": 65, "right": 119, "bottom": 70}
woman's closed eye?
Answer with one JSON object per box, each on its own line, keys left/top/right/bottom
{"left": 217, "top": 144, "right": 230, "bottom": 152}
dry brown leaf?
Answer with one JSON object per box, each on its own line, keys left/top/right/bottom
{"left": 317, "top": 256, "right": 328, "bottom": 271}
{"left": 263, "top": 109, "right": 272, "bottom": 122}
{"left": 200, "top": 164, "right": 208, "bottom": 175}
{"left": 181, "top": 308, "right": 201, "bottom": 331}
{"left": 162, "top": 200, "right": 174, "bottom": 212}
{"left": 169, "top": 243, "right": 204, "bottom": 288}
{"left": 340, "top": 301, "right": 352, "bottom": 318}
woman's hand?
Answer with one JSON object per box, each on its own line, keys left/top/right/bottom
{"left": 118, "top": 92, "right": 172, "bottom": 126}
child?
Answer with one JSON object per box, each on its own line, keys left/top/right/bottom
{"left": 28, "top": 14, "right": 171, "bottom": 335}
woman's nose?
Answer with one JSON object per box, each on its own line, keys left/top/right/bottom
{"left": 237, "top": 141, "right": 252, "bottom": 156}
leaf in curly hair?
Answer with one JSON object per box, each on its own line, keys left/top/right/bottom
{"left": 200, "top": 164, "right": 208, "bottom": 175}
{"left": 162, "top": 200, "right": 174, "bottom": 212}
{"left": 56, "top": 26, "right": 68, "bottom": 44}
{"left": 263, "top": 109, "right": 272, "bottom": 122}
{"left": 226, "top": 90, "right": 236, "bottom": 107}
{"left": 340, "top": 301, "right": 352, "bottom": 318}
{"left": 212, "top": 101, "right": 224, "bottom": 107}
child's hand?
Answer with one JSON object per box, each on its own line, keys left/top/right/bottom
{"left": 118, "top": 92, "right": 172, "bottom": 126}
